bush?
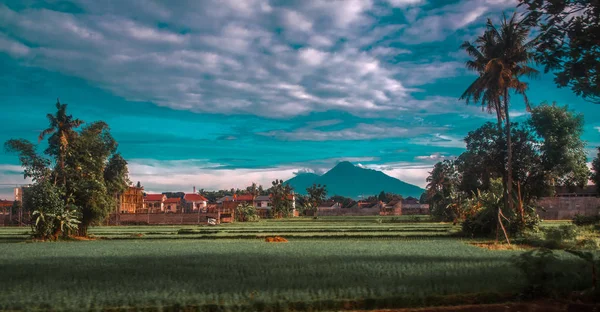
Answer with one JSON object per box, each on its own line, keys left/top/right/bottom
{"left": 572, "top": 214, "right": 600, "bottom": 226}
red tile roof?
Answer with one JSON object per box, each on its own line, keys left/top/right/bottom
{"left": 164, "top": 197, "right": 181, "bottom": 204}
{"left": 234, "top": 194, "right": 254, "bottom": 201}
{"left": 0, "top": 200, "right": 13, "bottom": 208}
{"left": 184, "top": 194, "right": 208, "bottom": 202}
{"left": 144, "top": 194, "right": 165, "bottom": 201}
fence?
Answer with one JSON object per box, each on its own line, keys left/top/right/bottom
{"left": 536, "top": 196, "right": 600, "bottom": 220}
{"left": 110, "top": 212, "right": 224, "bottom": 225}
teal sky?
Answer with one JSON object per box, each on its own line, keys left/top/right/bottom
{"left": 0, "top": 0, "right": 598, "bottom": 199}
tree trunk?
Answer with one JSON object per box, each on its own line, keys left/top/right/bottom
{"left": 503, "top": 91, "right": 514, "bottom": 214}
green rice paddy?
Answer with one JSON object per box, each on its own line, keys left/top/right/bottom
{"left": 0, "top": 217, "right": 590, "bottom": 311}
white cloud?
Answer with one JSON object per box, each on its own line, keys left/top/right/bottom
{"left": 298, "top": 47, "right": 328, "bottom": 66}
{"left": 399, "top": 0, "right": 515, "bottom": 44}
{"left": 128, "top": 159, "right": 298, "bottom": 193}
{"left": 411, "top": 133, "right": 466, "bottom": 149}
{"left": 259, "top": 123, "right": 440, "bottom": 141}
{"left": 0, "top": 34, "right": 29, "bottom": 57}
{"left": 386, "top": 0, "right": 425, "bottom": 8}
{"left": 282, "top": 9, "right": 313, "bottom": 32}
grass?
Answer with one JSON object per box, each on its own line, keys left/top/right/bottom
{"left": 0, "top": 217, "right": 595, "bottom": 311}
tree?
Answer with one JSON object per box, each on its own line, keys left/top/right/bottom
{"left": 306, "top": 184, "right": 327, "bottom": 216}
{"left": 460, "top": 13, "right": 538, "bottom": 217}
{"left": 425, "top": 160, "right": 459, "bottom": 221}
{"left": 270, "top": 179, "right": 294, "bottom": 218}
{"left": 378, "top": 191, "right": 386, "bottom": 202}
{"left": 520, "top": 0, "right": 600, "bottom": 103}
{"left": 5, "top": 100, "right": 129, "bottom": 237}
{"left": 136, "top": 181, "right": 142, "bottom": 188}
{"left": 529, "top": 103, "right": 590, "bottom": 188}
{"left": 22, "top": 181, "right": 66, "bottom": 239}
{"left": 590, "top": 148, "right": 600, "bottom": 194}
{"left": 246, "top": 182, "right": 259, "bottom": 206}
{"left": 4, "top": 139, "right": 51, "bottom": 182}
{"left": 38, "top": 99, "right": 84, "bottom": 186}
{"left": 65, "top": 121, "right": 125, "bottom": 236}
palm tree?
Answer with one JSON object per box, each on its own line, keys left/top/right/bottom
{"left": 460, "top": 13, "right": 538, "bottom": 217}
{"left": 38, "top": 99, "right": 84, "bottom": 186}
{"left": 246, "top": 182, "right": 259, "bottom": 207}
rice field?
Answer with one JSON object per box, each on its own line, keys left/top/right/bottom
{"left": 0, "top": 217, "right": 591, "bottom": 311}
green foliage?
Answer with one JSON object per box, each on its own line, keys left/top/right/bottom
{"left": 592, "top": 147, "right": 600, "bottom": 193}
{"left": 23, "top": 181, "right": 73, "bottom": 239}
{"left": 462, "top": 179, "right": 539, "bottom": 238}
{"left": 4, "top": 139, "right": 51, "bottom": 182}
{"left": 529, "top": 103, "right": 589, "bottom": 188}
{"left": 520, "top": 0, "right": 600, "bottom": 103}
{"left": 572, "top": 214, "right": 600, "bottom": 227}
{"left": 270, "top": 179, "right": 294, "bottom": 218}
{"left": 104, "top": 153, "right": 130, "bottom": 195}
{"left": 5, "top": 102, "right": 130, "bottom": 237}
{"left": 236, "top": 202, "right": 260, "bottom": 222}
{"left": 425, "top": 160, "right": 459, "bottom": 221}
{"left": 306, "top": 183, "right": 327, "bottom": 214}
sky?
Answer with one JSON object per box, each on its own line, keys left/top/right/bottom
{"left": 0, "top": 0, "right": 598, "bottom": 199}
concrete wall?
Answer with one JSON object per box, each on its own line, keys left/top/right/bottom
{"left": 112, "top": 212, "right": 222, "bottom": 225}
{"left": 402, "top": 204, "right": 430, "bottom": 215}
{"left": 316, "top": 207, "right": 381, "bottom": 216}
{"left": 536, "top": 197, "right": 600, "bottom": 220}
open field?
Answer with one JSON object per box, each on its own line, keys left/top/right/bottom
{"left": 0, "top": 217, "right": 593, "bottom": 311}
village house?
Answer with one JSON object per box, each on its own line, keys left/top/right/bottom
{"left": 117, "top": 186, "right": 144, "bottom": 214}
{"left": 219, "top": 193, "right": 297, "bottom": 218}
{"left": 143, "top": 194, "right": 166, "bottom": 213}
{"left": 380, "top": 200, "right": 402, "bottom": 216}
{"left": 164, "top": 197, "right": 181, "bottom": 213}
{"left": 183, "top": 193, "right": 208, "bottom": 212}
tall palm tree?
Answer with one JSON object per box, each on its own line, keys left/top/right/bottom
{"left": 38, "top": 99, "right": 84, "bottom": 186}
{"left": 246, "top": 182, "right": 259, "bottom": 207}
{"left": 460, "top": 13, "right": 538, "bottom": 217}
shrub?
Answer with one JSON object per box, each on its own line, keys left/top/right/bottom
{"left": 572, "top": 214, "right": 600, "bottom": 226}
{"left": 236, "top": 203, "right": 260, "bottom": 222}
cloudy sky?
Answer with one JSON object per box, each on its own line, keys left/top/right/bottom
{"left": 0, "top": 0, "right": 598, "bottom": 198}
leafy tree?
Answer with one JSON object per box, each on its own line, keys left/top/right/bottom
{"left": 328, "top": 195, "right": 356, "bottom": 208}
{"left": 162, "top": 192, "right": 185, "bottom": 198}
{"left": 461, "top": 13, "right": 538, "bottom": 216}
{"left": 426, "top": 160, "right": 460, "bottom": 221}
{"left": 22, "top": 181, "right": 66, "bottom": 239}
{"left": 4, "top": 139, "right": 51, "bottom": 182}
{"left": 378, "top": 191, "right": 386, "bottom": 202}
{"left": 236, "top": 202, "right": 259, "bottom": 222}
{"left": 246, "top": 182, "right": 259, "bottom": 206}
{"left": 591, "top": 148, "right": 600, "bottom": 194}
{"left": 520, "top": 0, "right": 600, "bottom": 103}
{"left": 38, "top": 99, "right": 84, "bottom": 186}
{"left": 5, "top": 101, "right": 129, "bottom": 237}
{"left": 104, "top": 153, "right": 130, "bottom": 196}
{"left": 270, "top": 179, "right": 294, "bottom": 218}
{"left": 306, "top": 184, "right": 327, "bottom": 215}
{"left": 529, "top": 103, "right": 590, "bottom": 188}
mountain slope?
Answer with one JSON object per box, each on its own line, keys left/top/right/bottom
{"left": 286, "top": 161, "right": 425, "bottom": 199}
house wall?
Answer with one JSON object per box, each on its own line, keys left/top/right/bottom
{"left": 111, "top": 212, "right": 229, "bottom": 225}
{"left": 402, "top": 204, "right": 430, "bottom": 215}
{"left": 536, "top": 197, "right": 600, "bottom": 220}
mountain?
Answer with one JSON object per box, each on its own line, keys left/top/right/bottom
{"left": 285, "top": 161, "right": 425, "bottom": 199}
